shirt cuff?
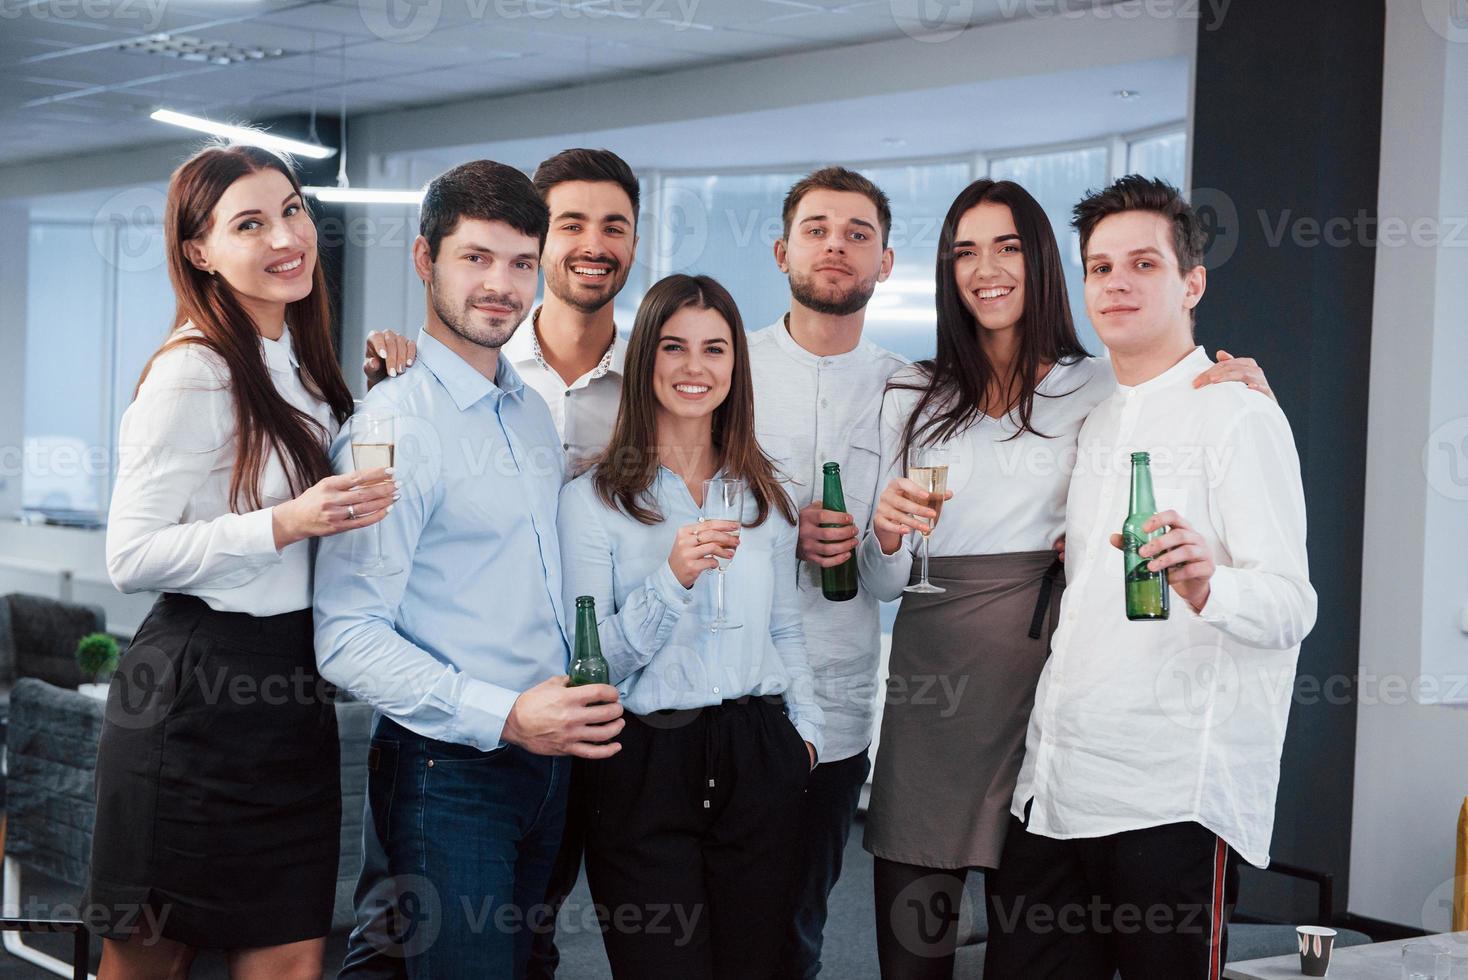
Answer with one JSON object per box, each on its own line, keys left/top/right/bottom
{"left": 793, "top": 716, "right": 824, "bottom": 762}
{"left": 247, "top": 506, "right": 288, "bottom": 562}
{"left": 452, "top": 677, "right": 523, "bottom": 751}
{"left": 651, "top": 561, "right": 696, "bottom": 608}
{"left": 1189, "top": 564, "right": 1240, "bottom": 628}
{"left": 863, "top": 529, "right": 909, "bottom": 564}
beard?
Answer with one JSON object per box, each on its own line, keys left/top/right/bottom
{"left": 788, "top": 266, "right": 878, "bottom": 317}
{"left": 543, "top": 253, "right": 631, "bottom": 315}
{"left": 430, "top": 266, "right": 527, "bottom": 350}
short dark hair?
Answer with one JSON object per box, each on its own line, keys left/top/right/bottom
{"left": 420, "top": 160, "right": 549, "bottom": 260}
{"left": 532, "top": 148, "right": 639, "bottom": 224}
{"left": 782, "top": 166, "right": 893, "bottom": 248}
{"left": 1072, "top": 174, "right": 1206, "bottom": 275}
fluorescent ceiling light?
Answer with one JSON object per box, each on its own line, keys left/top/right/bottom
{"left": 150, "top": 108, "right": 336, "bottom": 159}
{"left": 303, "top": 186, "right": 424, "bottom": 205}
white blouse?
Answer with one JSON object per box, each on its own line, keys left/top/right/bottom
{"left": 860, "top": 357, "right": 1116, "bottom": 599}
{"left": 106, "top": 324, "right": 336, "bottom": 616}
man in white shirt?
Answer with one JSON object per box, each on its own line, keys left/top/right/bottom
{"left": 504, "top": 148, "right": 636, "bottom": 474}
{"left": 519, "top": 148, "right": 639, "bottom": 980}
{"left": 985, "top": 176, "right": 1317, "bottom": 979}
{"left": 744, "top": 167, "right": 909, "bottom": 979}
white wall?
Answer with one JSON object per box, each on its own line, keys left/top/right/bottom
{"left": 1350, "top": 0, "right": 1468, "bottom": 929}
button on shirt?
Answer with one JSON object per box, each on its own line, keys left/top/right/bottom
{"left": 107, "top": 324, "right": 331, "bottom": 616}
{"left": 859, "top": 357, "right": 1116, "bottom": 600}
{"left": 1011, "top": 346, "right": 1317, "bottom": 868}
{"left": 313, "top": 329, "right": 569, "bottom": 751}
{"left": 746, "top": 317, "right": 909, "bottom": 762}
{"left": 557, "top": 467, "right": 825, "bottom": 757}
{"left": 502, "top": 308, "right": 625, "bottom": 471}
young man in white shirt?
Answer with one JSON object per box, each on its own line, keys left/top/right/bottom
{"left": 506, "top": 148, "right": 638, "bottom": 473}
{"left": 744, "top": 167, "right": 909, "bottom": 979}
{"left": 984, "top": 176, "right": 1317, "bottom": 979}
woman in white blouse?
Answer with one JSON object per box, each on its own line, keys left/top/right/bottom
{"left": 557, "top": 274, "right": 821, "bottom": 979}
{"left": 89, "top": 143, "right": 407, "bottom": 980}
{"left": 857, "top": 178, "right": 1272, "bottom": 979}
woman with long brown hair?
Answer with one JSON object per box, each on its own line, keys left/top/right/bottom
{"left": 556, "top": 273, "right": 822, "bottom": 979}
{"left": 89, "top": 143, "right": 404, "bottom": 980}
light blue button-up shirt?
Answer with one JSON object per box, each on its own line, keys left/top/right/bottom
{"left": 314, "top": 328, "right": 569, "bottom": 751}
{"left": 557, "top": 466, "right": 824, "bottom": 757}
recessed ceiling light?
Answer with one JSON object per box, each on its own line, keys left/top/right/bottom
{"left": 882, "top": 137, "right": 908, "bottom": 148}
{"left": 1115, "top": 89, "right": 1142, "bottom": 102}
{"left": 119, "top": 33, "right": 289, "bottom": 66}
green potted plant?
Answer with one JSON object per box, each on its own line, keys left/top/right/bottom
{"left": 76, "top": 632, "right": 119, "bottom": 700}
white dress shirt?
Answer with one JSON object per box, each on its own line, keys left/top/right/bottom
{"left": 859, "top": 357, "right": 1116, "bottom": 600}
{"left": 107, "top": 325, "right": 333, "bottom": 616}
{"left": 1011, "top": 346, "right": 1317, "bottom": 868}
{"left": 502, "top": 309, "right": 626, "bottom": 470}
{"left": 747, "top": 316, "right": 910, "bottom": 763}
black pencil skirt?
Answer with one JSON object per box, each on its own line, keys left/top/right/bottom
{"left": 87, "top": 592, "right": 341, "bottom": 949}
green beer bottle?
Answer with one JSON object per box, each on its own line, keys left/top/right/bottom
{"left": 821, "top": 462, "right": 859, "bottom": 602}
{"left": 1123, "top": 452, "right": 1170, "bottom": 621}
{"left": 568, "top": 595, "right": 610, "bottom": 686}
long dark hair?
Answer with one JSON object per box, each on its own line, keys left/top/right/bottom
{"left": 592, "top": 274, "right": 796, "bottom": 529}
{"left": 138, "top": 143, "right": 353, "bottom": 512}
{"left": 894, "top": 179, "right": 1088, "bottom": 460}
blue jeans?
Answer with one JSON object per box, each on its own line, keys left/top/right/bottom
{"left": 778, "top": 746, "right": 872, "bottom": 979}
{"left": 361, "top": 717, "right": 568, "bottom": 980}
{"left": 340, "top": 779, "right": 407, "bottom": 980}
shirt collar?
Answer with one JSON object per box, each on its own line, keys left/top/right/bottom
{"left": 1114, "top": 345, "right": 1212, "bottom": 396}
{"left": 516, "top": 307, "right": 625, "bottom": 382}
{"left": 259, "top": 324, "right": 298, "bottom": 374}
{"left": 769, "top": 312, "right": 867, "bottom": 367}
{"left": 414, "top": 327, "right": 525, "bottom": 412}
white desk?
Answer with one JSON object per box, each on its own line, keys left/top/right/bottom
{"left": 1225, "top": 931, "right": 1468, "bottom": 979}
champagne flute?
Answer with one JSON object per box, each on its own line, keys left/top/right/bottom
{"left": 701, "top": 478, "right": 745, "bottom": 632}
{"left": 903, "top": 446, "right": 949, "bottom": 595}
{"left": 351, "top": 410, "right": 400, "bottom": 577}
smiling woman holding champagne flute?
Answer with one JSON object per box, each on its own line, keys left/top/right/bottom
{"left": 556, "top": 273, "right": 823, "bottom": 979}
{"left": 90, "top": 142, "right": 406, "bottom": 980}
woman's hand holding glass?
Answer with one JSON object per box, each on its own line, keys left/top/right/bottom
{"left": 871, "top": 477, "right": 953, "bottom": 556}
{"left": 668, "top": 520, "right": 741, "bottom": 591}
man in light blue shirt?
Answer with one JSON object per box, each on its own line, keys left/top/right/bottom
{"left": 314, "top": 160, "right": 623, "bottom": 980}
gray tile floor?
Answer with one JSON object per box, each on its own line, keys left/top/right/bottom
{"left": 0, "top": 819, "right": 896, "bottom": 979}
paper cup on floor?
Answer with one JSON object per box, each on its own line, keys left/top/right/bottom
{"left": 1297, "top": 926, "right": 1337, "bottom": 976}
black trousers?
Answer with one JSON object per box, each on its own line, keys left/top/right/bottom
{"left": 584, "top": 696, "right": 812, "bottom": 980}
{"left": 983, "top": 816, "right": 1240, "bottom": 980}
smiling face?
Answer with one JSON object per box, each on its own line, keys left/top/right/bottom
{"left": 414, "top": 217, "right": 540, "bottom": 350}
{"left": 777, "top": 188, "right": 893, "bottom": 317}
{"left": 183, "top": 167, "right": 316, "bottom": 327}
{"left": 952, "top": 201, "right": 1026, "bottom": 333}
{"left": 541, "top": 180, "right": 638, "bottom": 314}
{"left": 1082, "top": 209, "right": 1206, "bottom": 358}
{"left": 651, "top": 304, "right": 734, "bottom": 427}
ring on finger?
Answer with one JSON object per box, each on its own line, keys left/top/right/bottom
{"left": 347, "top": 503, "right": 357, "bottom": 520}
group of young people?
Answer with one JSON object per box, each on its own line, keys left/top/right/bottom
{"left": 87, "top": 140, "right": 1314, "bottom": 980}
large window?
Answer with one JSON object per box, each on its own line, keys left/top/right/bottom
{"left": 24, "top": 214, "right": 170, "bottom": 521}
{"left": 1127, "top": 130, "right": 1188, "bottom": 189}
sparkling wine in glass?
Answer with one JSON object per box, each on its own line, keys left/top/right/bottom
{"left": 701, "top": 478, "right": 745, "bottom": 632}
{"left": 351, "top": 411, "right": 400, "bottom": 577}
{"left": 903, "top": 446, "right": 950, "bottom": 595}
